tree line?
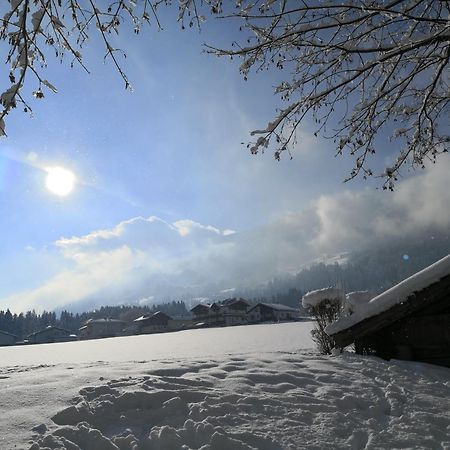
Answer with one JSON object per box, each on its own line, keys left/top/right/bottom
{"left": 0, "top": 301, "right": 189, "bottom": 339}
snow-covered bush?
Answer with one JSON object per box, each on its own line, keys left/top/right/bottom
{"left": 302, "top": 288, "right": 344, "bottom": 355}
{"left": 342, "top": 291, "right": 374, "bottom": 316}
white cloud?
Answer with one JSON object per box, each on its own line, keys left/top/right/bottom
{"left": 55, "top": 216, "right": 165, "bottom": 249}
{"left": 172, "top": 219, "right": 233, "bottom": 237}
{"left": 311, "top": 156, "right": 450, "bottom": 252}
{"left": 3, "top": 157, "right": 450, "bottom": 312}
{"left": 138, "top": 296, "right": 155, "bottom": 305}
{"left": 6, "top": 246, "right": 139, "bottom": 312}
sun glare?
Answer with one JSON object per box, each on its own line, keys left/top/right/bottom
{"left": 45, "top": 167, "right": 76, "bottom": 197}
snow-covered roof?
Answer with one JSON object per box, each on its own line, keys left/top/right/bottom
{"left": 250, "top": 303, "right": 299, "bottom": 313}
{"left": 345, "top": 291, "right": 374, "bottom": 306}
{"left": 327, "top": 254, "right": 450, "bottom": 336}
{"left": 190, "top": 303, "right": 211, "bottom": 312}
{"left": 134, "top": 315, "right": 150, "bottom": 322}
{"left": 191, "top": 299, "right": 250, "bottom": 313}
{"left": 27, "top": 326, "right": 71, "bottom": 337}
{"left": 302, "top": 287, "right": 344, "bottom": 308}
{"left": 248, "top": 303, "right": 300, "bottom": 313}
{"left": 134, "top": 311, "right": 172, "bottom": 322}
{"left": 85, "top": 318, "right": 126, "bottom": 324}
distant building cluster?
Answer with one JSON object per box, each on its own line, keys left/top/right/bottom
{"left": 191, "top": 299, "right": 301, "bottom": 327}
{"left": 0, "top": 298, "right": 304, "bottom": 347}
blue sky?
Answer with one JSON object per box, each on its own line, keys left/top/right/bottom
{"left": 1, "top": 6, "right": 449, "bottom": 312}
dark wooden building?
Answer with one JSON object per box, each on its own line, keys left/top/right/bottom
{"left": 190, "top": 298, "right": 250, "bottom": 327}
{"left": 134, "top": 311, "right": 172, "bottom": 334}
{"left": 328, "top": 256, "right": 450, "bottom": 367}
{"left": 27, "top": 326, "right": 76, "bottom": 344}
{"left": 79, "top": 318, "right": 126, "bottom": 340}
{"left": 247, "top": 303, "right": 300, "bottom": 324}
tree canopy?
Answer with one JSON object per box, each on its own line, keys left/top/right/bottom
{"left": 1, "top": 1, "right": 449, "bottom": 188}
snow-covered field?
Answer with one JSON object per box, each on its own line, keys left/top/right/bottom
{"left": 1, "top": 322, "right": 449, "bottom": 450}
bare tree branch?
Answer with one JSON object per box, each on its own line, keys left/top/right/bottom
{"left": 0, "top": 0, "right": 449, "bottom": 188}
{"left": 193, "top": 0, "right": 450, "bottom": 188}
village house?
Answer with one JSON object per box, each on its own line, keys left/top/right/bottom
{"left": 191, "top": 298, "right": 250, "bottom": 327}
{"left": 219, "top": 298, "right": 250, "bottom": 326}
{"left": 167, "top": 317, "right": 194, "bottom": 331}
{"left": 134, "top": 312, "right": 194, "bottom": 334}
{"left": 190, "top": 303, "right": 210, "bottom": 325}
{"left": 0, "top": 330, "right": 17, "bottom": 346}
{"left": 327, "top": 254, "right": 450, "bottom": 367}
{"left": 79, "top": 318, "right": 126, "bottom": 340}
{"left": 247, "top": 303, "right": 301, "bottom": 324}
{"left": 27, "top": 326, "right": 76, "bottom": 344}
{"left": 134, "top": 311, "right": 172, "bottom": 334}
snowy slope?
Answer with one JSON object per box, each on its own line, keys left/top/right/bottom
{"left": 1, "top": 322, "right": 449, "bottom": 450}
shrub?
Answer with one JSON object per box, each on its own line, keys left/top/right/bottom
{"left": 302, "top": 288, "right": 344, "bottom": 355}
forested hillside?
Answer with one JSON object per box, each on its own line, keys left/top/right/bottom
{"left": 243, "top": 231, "right": 450, "bottom": 307}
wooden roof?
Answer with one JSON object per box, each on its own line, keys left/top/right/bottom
{"left": 27, "top": 326, "right": 72, "bottom": 338}
{"left": 134, "top": 311, "right": 172, "bottom": 325}
{"left": 330, "top": 274, "right": 450, "bottom": 348}
{"left": 190, "top": 304, "right": 210, "bottom": 313}
{"left": 248, "top": 303, "right": 299, "bottom": 313}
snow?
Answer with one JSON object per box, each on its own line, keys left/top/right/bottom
{"left": 255, "top": 303, "right": 299, "bottom": 312}
{"left": 302, "top": 287, "right": 344, "bottom": 308}
{"left": 0, "top": 322, "right": 449, "bottom": 450}
{"left": 342, "top": 290, "right": 374, "bottom": 315}
{"left": 327, "top": 254, "right": 450, "bottom": 335}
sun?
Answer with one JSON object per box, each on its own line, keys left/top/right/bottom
{"left": 45, "top": 167, "right": 76, "bottom": 196}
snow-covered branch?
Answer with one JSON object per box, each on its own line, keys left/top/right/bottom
{"left": 197, "top": 0, "right": 450, "bottom": 188}
{"left": 0, "top": 0, "right": 161, "bottom": 135}
{"left": 1, "top": 0, "right": 449, "bottom": 188}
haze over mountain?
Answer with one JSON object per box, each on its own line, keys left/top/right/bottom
{"left": 3, "top": 158, "right": 448, "bottom": 313}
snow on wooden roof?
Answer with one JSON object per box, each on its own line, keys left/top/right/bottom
{"left": 302, "top": 287, "right": 344, "bottom": 308}
{"left": 260, "top": 303, "right": 299, "bottom": 312}
{"left": 85, "top": 318, "right": 126, "bottom": 324}
{"left": 27, "top": 326, "right": 71, "bottom": 337}
{"left": 343, "top": 291, "right": 374, "bottom": 314}
{"left": 327, "top": 254, "right": 450, "bottom": 336}
{"left": 134, "top": 311, "right": 172, "bottom": 322}
{"left": 190, "top": 303, "right": 211, "bottom": 312}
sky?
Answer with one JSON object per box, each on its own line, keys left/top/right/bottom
{"left": 1, "top": 4, "right": 449, "bottom": 313}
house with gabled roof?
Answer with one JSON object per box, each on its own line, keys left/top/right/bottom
{"left": 247, "top": 303, "right": 301, "bottom": 324}
{"left": 134, "top": 311, "right": 172, "bottom": 334}
{"left": 79, "top": 318, "right": 126, "bottom": 340}
{"left": 134, "top": 311, "right": 193, "bottom": 334}
{"left": 27, "top": 326, "right": 76, "bottom": 344}
{"left": 326, "top": 254, "right": 450, "bottom": 367}
{"left": 190, "top": 298, "right": 250, "bottom": 327}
